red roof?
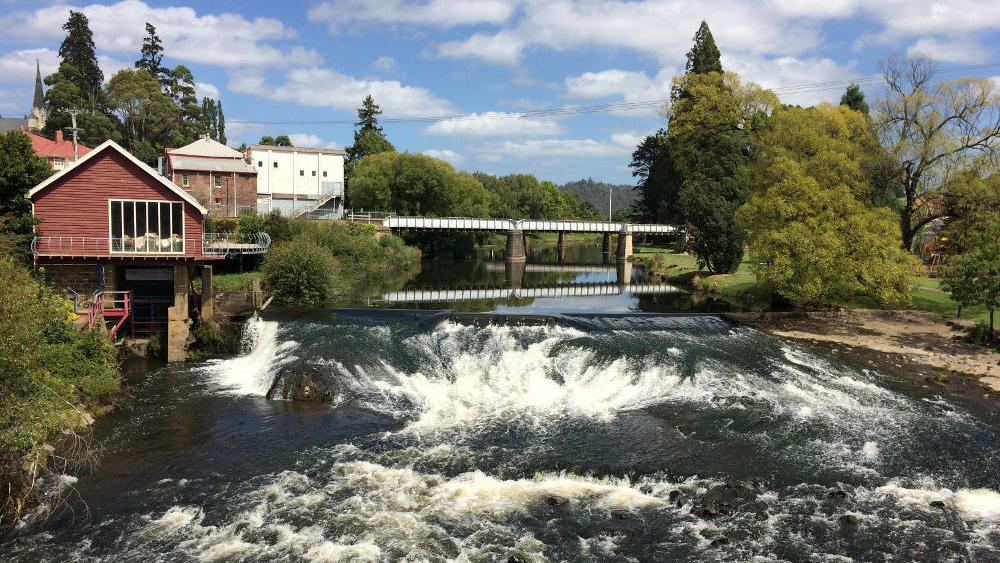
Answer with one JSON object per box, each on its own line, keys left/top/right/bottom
{"left": 26, "top": 130, "right": 91, "bottom": 159}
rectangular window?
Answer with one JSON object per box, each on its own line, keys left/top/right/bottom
{"left": 214, "top": 175, "right": 221, "bottom": 187}
{"left": 322, "top": 171, "right": 327, "bottom": 177}
{"left": 110, "top": 200, "right": 185, "bottom": 253}
{"left": 257, "top": 161, "right": 263, "bottom": 167}
{"left": 299, "top": 169, "right": 304, "bottom": 176}
{"left": 311, "top": 170, "right": 316, "bottom": 177}
{"left": 182, "top": 174, "right": 189, "bottom": 187}
{"left": 273, "top": 162, "right": 278, "bottom": 168}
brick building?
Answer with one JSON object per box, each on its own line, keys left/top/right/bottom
{"left": 25, "top": 129, "right": 92, "bottom": 170}
{"left": 165, "top": 135, "right": 257, "bottom": 217}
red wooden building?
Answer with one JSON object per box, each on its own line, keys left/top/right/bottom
{"left": 27, "top": 139, "right": 222, "bottom": 361}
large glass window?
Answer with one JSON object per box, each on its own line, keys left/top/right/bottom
{"left": 110, "top": 200, "right": 185, "bottom": 253}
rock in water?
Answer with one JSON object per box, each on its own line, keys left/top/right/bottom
{"left": 266, "top": 367, "right": 338, "bottom": 402}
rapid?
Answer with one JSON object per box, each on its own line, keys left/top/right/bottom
{"left": 6, "top": 307, "right": 1000, "bottom": 561}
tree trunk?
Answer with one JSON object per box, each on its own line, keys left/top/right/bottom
{"left": 957, "top": 304, "right": 963, "bottom": 319}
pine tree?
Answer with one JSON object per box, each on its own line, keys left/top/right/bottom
{"left": 200, "top": 97, "right": 217, "bottom": 138}
{"left": 355, "top": 95, "right": 383, "bottom": 134}
{"left": 217, "top": 101, "right": 226, "bottom": 145}
{"left": 840, "top": 83, "right": 870, "bottom": 115}
{"left": 58, "top": 10, "right": 104, "bottom": 111}
{"left": 135, "top": 23, "right": 166, "bottom": 85}
{"left": 685, "top": 21, "right": 723, "bottom": 75}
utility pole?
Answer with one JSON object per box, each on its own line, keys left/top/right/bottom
{"left": 608, "top": 185, "right": 614, "bottom": 222}
{"left": 64, "top": 109, "right": 82, "bottom": 162}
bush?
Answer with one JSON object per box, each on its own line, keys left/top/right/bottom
{"left": 263, "top": 211, "right": 293, "bottom": 244}
{"left": 260, "top": 236, "right": 343, "bottom": 306}
{"left": 237, "top": 211, "right": 266, "bottom": 237}
{"left": 205, "top": 217, "right": 237, "bottom": 233}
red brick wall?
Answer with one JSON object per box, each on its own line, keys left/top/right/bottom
{"left": 171, "top": 170, "right": 256, "bottom": 217}
{"left": 32, "top": 150, "right": 204, "bottom": 258}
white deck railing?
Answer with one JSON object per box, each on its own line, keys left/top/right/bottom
{"left": 31, "top": 233, "right": 271, "bottom": 258}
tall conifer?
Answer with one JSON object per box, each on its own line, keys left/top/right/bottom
{"left": 58, "top": 10, "right": 104, "bottom": 111}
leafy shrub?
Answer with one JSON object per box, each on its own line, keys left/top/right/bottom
{"left": 205, "top": 217, "right": 237, "bottom": 233}
{"left": 237, "top": 212, "right": 266, "bottom": 237}
{"left": 0, "top": 259, "right": 120, "bottom": 455}
{"left": 260, "top": 236, "right": 343, "bottom": 306}
{"left": 262, "top": 211, "right": 293, "bottom": 244}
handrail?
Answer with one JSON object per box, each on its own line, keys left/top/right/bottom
{"left": 88, "top": 290, "right": 132, "bottom": 336}
{"left": 31, "top": 234, "right": 271, "bottom": 257}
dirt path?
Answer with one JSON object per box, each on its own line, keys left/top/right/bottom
{"left": 724, "top": 309, "right": 1000, "bottom": 394}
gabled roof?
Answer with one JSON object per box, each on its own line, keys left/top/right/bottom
{"left": 26, "top": 131, "right": 92, "bottom": 159}
{"left": 167, "top": 154, "right": 256, "bottom": 174}
{"left": 168, "top": 136, "right": 243, "bottom": 158}
{"left": 26, "top": 139, "right": 209, "bottom": 215}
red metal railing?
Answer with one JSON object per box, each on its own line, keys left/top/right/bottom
{"left": 88, "top": 291, "right": 132, "bottom": 336}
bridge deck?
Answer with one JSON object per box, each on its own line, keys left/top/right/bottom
{"left": 383, "top": 216, "right": 677, "bottom": 234}
{"left": 379, "top": 282, "right": 681, "bottom": 303}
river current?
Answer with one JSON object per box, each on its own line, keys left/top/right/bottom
{"left": 5, "top": 256, "right": 1000, "bottom": 561}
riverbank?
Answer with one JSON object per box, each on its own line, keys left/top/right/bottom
{"left": 725, "top": 309, "right": 1000, "bottom": 415}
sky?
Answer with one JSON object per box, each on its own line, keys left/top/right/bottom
{"left": 1, "top": 0, "right": 999, "bottom": 185}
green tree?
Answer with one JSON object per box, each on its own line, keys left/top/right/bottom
{"left": 877, "top": 54, "right": 1000, "bottom": 250}
{"left": 163, "top": 65, "right": 202, "bottom": 143}
{"left": 940, "top": 172, "right": 1000, "bottom": 255}
{"left": 217, "top": 101, "right": 226, "bottom": 145}
{"left": 345, "top": 96, "right": 395, "bottom": 173}
{"left": 349, "top": 152, "right": 490, "bottom": 216}
{"left": 685, "top": 21, "right": 723, "bottom": 75}
{"left": 58, "top": 10, "right": 104, "bottom": 112}
{"left": 941, "top": 219, "right": 1000, "bottom": 334}
{"left": 629, "top": 130, "right": 680, "bottom": 223}
{"left": 259, "top": 135, "right": 275, "bottom": 146}
{"left": 273, "top": 134, "right": 291, "bottom": 147}
{"left": 42, "top": 63, "right": 120, "bottom": 147}
{"left": 135, "top": 22, "right": 166, "bottom": 84}
{"left": 0, "top": 131, "right": 51, "bottom": 236}
{"left": 200, "top": 97, "right": 218, "bottom": 139}
{"left": 106, "top": 68, "right": 178, "bottom": 163}
{"left": 840, "top": 83, "right": 870, "bottom": 115}
{"left": 737, "top": 158, "right": 914, "bottom": 306}
{"left": 667, "top": 70, "right": 777, "bottom": 273}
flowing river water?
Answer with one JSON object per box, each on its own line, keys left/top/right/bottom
{"left": 5, "top": 246, "right": 1000, "bottom": 561}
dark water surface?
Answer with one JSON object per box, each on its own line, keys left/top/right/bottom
{"left": 5, "top": 247, "right": 1000, "bottom": 561}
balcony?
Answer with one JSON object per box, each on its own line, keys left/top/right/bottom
{"left": 31, "top": 232, "right": 271, "bottom": 259}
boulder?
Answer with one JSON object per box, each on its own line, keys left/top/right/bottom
{"left": 266, "top": 366, "right": 338, "bottom": 402}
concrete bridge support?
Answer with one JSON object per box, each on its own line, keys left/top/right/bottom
{"left": 505, "top": 260, "right": 526, "bottom": 289}
{"left": 616, "top": 231, "right": 633, "bottom": 261}
{"left": 602, "top": 233, "right": 612, "bottom": 264}
{"left": 557, "top": 231, "right": 567, "bottom": 263}
{"left": 167, "top": 264, "right": 191, "bottom": 362}
{"left": 200, "top": 265, "right": 213, "bottom": 322}
{"left": 616, "top": 259, "right": 633, "bottom": 285}
{"left": 505, "top": 229, "right": 526, "bottom": 262}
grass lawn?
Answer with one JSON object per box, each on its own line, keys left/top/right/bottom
{"left": 193, "top": 272, "right": 261, "bottom": 292}
{"left": 632, "top": 243, "right": 992, "bottom": 324}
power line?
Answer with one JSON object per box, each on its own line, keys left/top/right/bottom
{"left": 227, "top": 61, "right": 1000, "bottom": 127}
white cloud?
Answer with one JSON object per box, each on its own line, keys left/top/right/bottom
{"left": 436, "top": 0, "right": 821, "bottom": 66}
{"left": 0, "top": 48, "right": 61, "bottom": 84}
{"left": 0, "top": 1, "right": 320, "bottom": 68}
{"left": 229, "top": 67, "right": 455, "bottom": 118}
{"left": 422, "top": 112, "right": 566, "bottom": 137}
{"left": 309, "top": 0, "right": 516, "bottom": 30}
{"left": 865, "top": 1, "right": 1000, "bottom": 39}
{"left": 421, "top": 149, "right": 464, "bottom": 166}
{"left": 564, "top": 68, "right": 674, "bottom": 115}
{"left": 371, "top": 56, "right": 397, "bottom": 73}
{"left": 907, "top": 36, "right": 992, "bottom": 64}
{"left": 478, "top": 132, "right": 641, "bottom": 160}
{"left": 194, "top": 82, "right": 220, "bottom": 101}
{"left": 724, "top": 54, "right": 857, "bottom": 107}
{"left": 287, "top": 133, "right": 342, "bottom": 149}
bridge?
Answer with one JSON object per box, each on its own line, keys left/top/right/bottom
{"left": 381, "top": 216, "right": 678, "bottom": 262}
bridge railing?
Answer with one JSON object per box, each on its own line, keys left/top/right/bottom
{"left": 381, "top": 216, "right": 678, "bottom": 234}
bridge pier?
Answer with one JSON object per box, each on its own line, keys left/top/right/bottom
{"left": 505, "top": 260, "right": 526, "bottom": 289}
{"left": 616, "top": 259, "right": 633, "bottom": 285}
{"left": 557, "top": 231, "right": 567, "bottom": 264}
{"left": 602, "top": 233, "right": 612, "bottom": 263}
{"left": 616, "top": 230, "right": 633, "bottom": 261}
{"left": 505, "top": 229, "right": 526, "bottom": 262}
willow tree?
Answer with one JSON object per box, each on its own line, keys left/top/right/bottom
{"left": 877, "top": 54, "right": 1000, "bottom": 250}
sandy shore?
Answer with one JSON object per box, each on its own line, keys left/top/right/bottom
{"left": 724, "top": 309, "right": 1000, "bottom": 400}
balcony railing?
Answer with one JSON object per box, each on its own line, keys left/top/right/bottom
{"left": 32, "top": 233, "right": 271, "bottom": 258}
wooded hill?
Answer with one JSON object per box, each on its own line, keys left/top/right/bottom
{"left": 559, "top": 178, "right": 636, "bottom": 218}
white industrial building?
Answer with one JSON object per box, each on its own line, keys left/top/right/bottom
{"left": 248, "top": 145, "right": 346, "bottom": 218}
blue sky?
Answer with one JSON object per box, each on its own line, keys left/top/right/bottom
{"left": 1, "top": 0, "right": 999, "bottom": 184}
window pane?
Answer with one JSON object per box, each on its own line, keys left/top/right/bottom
{"left": 159, "top": 203, "right": 170, "bottom": 242}
{"left": 110, "top": 201, "right": 122, "bottom": 250}
{"left": 172, "top": 203, "right": 183, "bottom": 237}
{"left": 123, "top": 201, "right": 135, "bottom": 239}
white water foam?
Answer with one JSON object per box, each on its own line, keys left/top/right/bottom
{"left": 202, "top": 315, "right": 296, "bottom": 395}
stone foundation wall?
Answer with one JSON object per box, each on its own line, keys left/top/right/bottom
{"left": 44, "top": 264, "right": 101, "bottom": 298}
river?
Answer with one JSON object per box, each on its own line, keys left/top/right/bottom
{"left": 5, "top": 244, "right": 1000, "bottom": 561}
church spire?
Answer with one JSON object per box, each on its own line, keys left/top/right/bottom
{"left": 32, "top": 59, "right": 44, "bottom": 109}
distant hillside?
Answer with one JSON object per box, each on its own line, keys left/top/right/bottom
{"left": 560, "top": 178, "right": 636, "bottom": 218}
